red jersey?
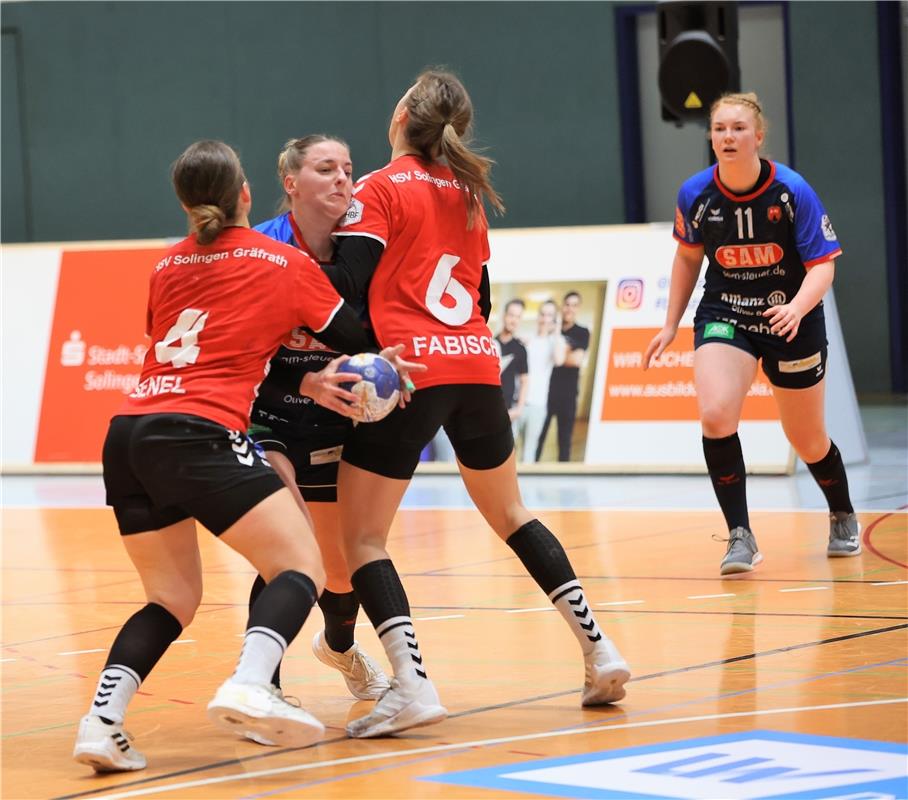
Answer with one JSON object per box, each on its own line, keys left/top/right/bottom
{"left": 118, "top": 226, "right": 344, "bottom": 431}
{"left": 335, "top": 154, "right": 499, "bottom": 389}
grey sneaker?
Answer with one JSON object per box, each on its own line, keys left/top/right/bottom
{"left": 827, "top": 512, "right": 862, "bottom": 557}
{"left": 719, "top": 526, "right": 763, "bottom": 575}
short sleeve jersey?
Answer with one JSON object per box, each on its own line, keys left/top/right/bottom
{"left": 495, "top": 335, "right": 529, "bottom": 409}
{"left": 549, "top": 323, "right": 590, "bottom": 395}
{"left": 335, "top": 154, "right": 499, "bottom": 389}
{"left": 118, "top": 226, "right": 344, "bottom": 432}
{"left": 674, "top": 160, "right": 842, "bottom": 326}
{"left": 251, "top": 212, "right": 346, "bottom": 429}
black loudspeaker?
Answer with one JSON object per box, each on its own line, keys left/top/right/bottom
{"left": 658, "top": 1, "right": 740, "bottom": 123}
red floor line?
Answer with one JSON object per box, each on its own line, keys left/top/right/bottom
{"left": 862, "top": 507, "right": 908, "bottom": 569}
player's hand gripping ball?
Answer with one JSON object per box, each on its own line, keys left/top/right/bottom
{"left": 337, "top": 353, "right": 401, "bottom": 422}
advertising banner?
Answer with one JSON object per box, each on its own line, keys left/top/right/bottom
{"left": 34, "top": 247, "right": 165, "bottom": 462}
{"left": 0, "top": 225, "right": 866, "bottom": 473}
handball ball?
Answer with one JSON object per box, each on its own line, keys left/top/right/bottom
{"left": 338, "top": 353, "right": 400, "bottom": 422}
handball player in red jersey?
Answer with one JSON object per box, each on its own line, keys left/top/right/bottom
{"left": 73, "top": 140, "right": 420, "bottom": 771}
{"left": 324, "top": 70, "right": 631, "bottom": 739}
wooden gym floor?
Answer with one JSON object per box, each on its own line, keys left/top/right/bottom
{"left": 2, "top": 502, "right": 906, "bottom": 800}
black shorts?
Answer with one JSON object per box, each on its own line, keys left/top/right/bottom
{"left": 342, "top": 384, "right": 514, "bottom": 480}
{"left": 249, "top": 414, "right": 351, "bottom": 503}
{"left": 694, "top": 311, "right": 828, "bottom": 389}
{"left": 103, "top": 413, "right": 284, "bottom": 536}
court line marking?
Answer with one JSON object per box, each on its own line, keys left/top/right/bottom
{"left": 505, "top": 607, "right": 555, "bottom": 614}
{"left": 873, "top": 580, "right": 908, "bottom": 586}
{"left": 0, "top": 658, "right": 16, "bottom": 663}
{"left": 413, "top": 614, "right": 465, "bottom": 621}
{"left": 779, "top": 586, "right": 830, "bottom": 593}
{"left": 596, "top": 600, "right": 645, "bottom": 606}
{"left": 8, "top": 503, "right": 906, "bottom": 512}
{"left": 687, "top": 593, "right": 735, "bottom": 599}
{"left": 57, "top": 649, "right": 105, "bottom": 656}
{"left": 863, "top": 509, "right": 908, "bottom": 569}
{"left": 50, "top": 623, "right": 908, "bottom": 800}
{"left": 79, "top": 698, "right": 908, "bottom": 800}
{"left": 171, "top": 639, "right": 195, "bottom": 644}
{"left": 397, "top": 505, "right": 908, "bottom": 514}
{"left": 246, "top": 658, "right": 908, "bottom": 798}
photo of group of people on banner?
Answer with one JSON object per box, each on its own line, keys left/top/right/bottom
{"left": 426, "top": 281, "right": 606, "bottom": 464}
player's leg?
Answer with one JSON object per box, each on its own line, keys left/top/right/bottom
{"left": 75, "top": 415, "right": 201, "bottom": 773}
{"left": 769, "top": 344, "right": 859, "bottom": 557}
{"left": 208, "top": 485, "right": 327, "bottom": 747}
{"left": 74, "top": 517, "right": 200, "bottom": 773}
{"left": 309, "top": 499, "right": 390, "bottom": 700}
{"left": 337, "top": 390, "right": 449, "bottom": 737}
{"left": 244, "top": 446, "right": 303, "bottom": 691}
{"left": 150, "top": 416, "right": 327, "bottom": 748}
{"left": 451, "top": 386, "right": 630, "bottom": 706}
{"left": 694, "top": 339, "right": 761, "bottom": 574}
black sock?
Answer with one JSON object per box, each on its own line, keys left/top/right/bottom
{"left": 90, "top": 602, "right": 183, "bottom": 722}
{"left": 505, "top": 519, "right": 576, "bottom": 594}
{"left": 703, "top": 433, "right": 750, "bottom": 530}
{"left": 106, "top": 602, "right": 183, "bottom": 680}
{"left": 247, "top": 570, "right": 318, "bottom": 645}
{"left": 350, "top": 559, "right": 410, "bottom": 628}
{"left": 247, "top": 574, "right": 281, "bottom": 688}
{"left": 351, "top": 560, "right": 428, "bottom": 683}
{"left": 806, "top": 440, "right": 854, "bottom": 513}
{"left": 318, "top": 589, "right": 359, "bottom": 653}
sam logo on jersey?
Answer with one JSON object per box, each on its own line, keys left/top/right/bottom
{"left": 283, "top": 327, "right": 329, "bottom": 352}
{"left": 716, "top": 243, "right": 784, "bottom": 268}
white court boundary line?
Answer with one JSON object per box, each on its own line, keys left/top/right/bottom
{"left": 88, "top": 697, "right": 907, "bottom": 800}
{"left": 5, "top": 504, "right": 907, "bottom": 513}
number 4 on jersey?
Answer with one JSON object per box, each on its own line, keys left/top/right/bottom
{"left": 155, "top": 308, "right": 209, "bottom": 368}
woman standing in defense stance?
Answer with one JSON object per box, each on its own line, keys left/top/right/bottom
{"left": 645, "top": 93, "right": 860, "bottom": 576}
{"left": 245, "top": 136, "right": 390, "bottom": 723}
{"left": 327, "top": 69, "right": 631, "bottom": 739}
{"left": 73, "top": 140, "right": 415, "bottom": 771}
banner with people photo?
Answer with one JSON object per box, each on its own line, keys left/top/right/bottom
{"left": 1, "top": 226, "right": 865, "bottom": 472}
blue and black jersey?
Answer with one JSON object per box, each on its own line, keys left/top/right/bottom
{"left": 674, "top": 160, "right": 842, "bottom": 329}
{"left": 251, "top": 212, "right": 347, "bottom": 430}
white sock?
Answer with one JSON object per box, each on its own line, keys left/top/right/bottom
{"left": 88, "top": 665, "right": 140, "bottom": 724}
{"left": 233, "top": 627, "right": 287, "bottom": 685}
{"left": 375, "top": 616, "right": 426, "bottom": 686}
{"left": 549, "top": 580, "right": 605, "bottom": 656}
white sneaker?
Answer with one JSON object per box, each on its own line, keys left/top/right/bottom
{"left": 581, "top": 640, "right": 631, "bottom": 706}
{"left": 345, "top": 678, "right": 447, "bottom": 738}
{"left": 73, "top": 714, "right": 146, "bottom": 772}
{"left": 239, "top": 687, "right": 301, "bottom": 746}
{"left": 208, "top": 680, "right": 324, "bottom": 748}
{"left": 312, "top": 631, "right": 391, "bottom": 700}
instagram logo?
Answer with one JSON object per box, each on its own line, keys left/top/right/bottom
{"left": 616, "top": 278, "right": 644, "bottom": 309}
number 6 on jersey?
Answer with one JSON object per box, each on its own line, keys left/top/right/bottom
{"left": 425, "top": 254, "right": 472, "bottom": 326}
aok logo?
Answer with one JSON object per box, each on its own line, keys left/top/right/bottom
{"left": 716, "top": 243, "right": 784, "bottom": 268}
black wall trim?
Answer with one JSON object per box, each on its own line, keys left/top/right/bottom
{"left": 615, "top": 3, "right": 649, "bottom": 223}
{"left": 877, "top": 0, "right": 907, "bottom": 393}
